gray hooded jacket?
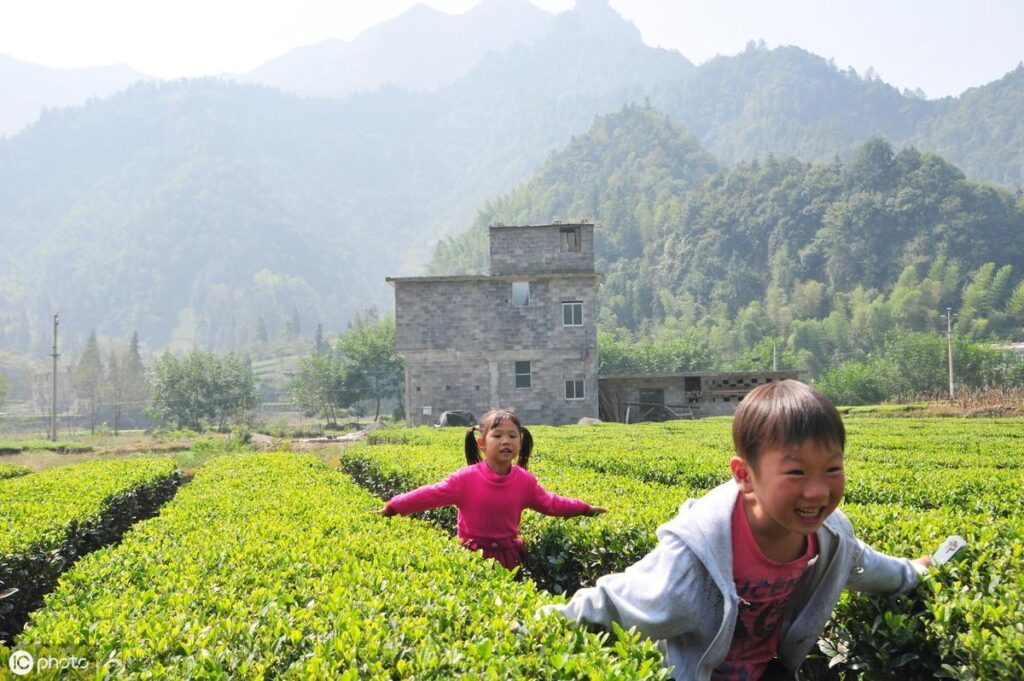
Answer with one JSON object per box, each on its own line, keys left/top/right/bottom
{"left": 547, "top": 480, "right": 924, "bottom": 680}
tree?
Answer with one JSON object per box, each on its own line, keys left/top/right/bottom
{"left": 314, "top": 323, "right": 329, "bottom": 354}
{"left": 104, "top": 335, "right": 148, "bottom": 434}
{"left": 335, "top": 311, "right": 403, "bottom": 421}
{"left": 124, "top": 331, "right": 148, "bottom": 426}
{"left": 285, "top": 309, "right": 301, "bottom": 340}
{"left": 290, "top": 351, "right": 356, "bottom": 427}
{"left": 147, "top": 349, "right": 259, "bottom": 431}
{"left": 105, "top": 346, "right": 124, "bottom": 434}
{"left": 73, "top": 331, "right": 104, "bottom": 434}
{"left": 816, "top": 360, "right": 889, "bottom": 406}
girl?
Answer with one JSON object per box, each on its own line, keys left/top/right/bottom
{"left": 376, "top": 408, "right": 606, "bottom": 570}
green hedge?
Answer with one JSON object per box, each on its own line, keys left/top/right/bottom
{"left": 0, "top": 440, "right": 93, "bottom": 455}
{"left": 0, "top": 459, "right": 180, "bottom": 643}
{"left": 345, "top": 420, "right": 1024, "bottom": 679}
{"left": 8, "top": 454, "right": 668, "bottom": 679}
{"left": 0, "top": 464, "right": 31, "bottom": 481}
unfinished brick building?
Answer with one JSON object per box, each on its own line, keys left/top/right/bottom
{"left": 387, "top": 223, "right": 601, "bottom": 426}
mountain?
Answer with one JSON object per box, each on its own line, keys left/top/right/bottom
{"left": 0, "top": 54, "right": 149, "bottom": 137}
{"left": 243, "top": 0, "right": 553, "bottom": 97}
{"left": 913, "top": 64, "right": 1024, "bottom": 186}
{"left": 430, "top": 104, "right": 719, "bottom": 275}
{"left": 653, "top": 43, "right": 929, "bottom": 165}
{"left": 3, "top": 0, "right": 1023, "bottom": 359}
{"left": 431, "top": 110, "right": 1024, "bottom": 347}
{"left": 0, "top": 1, "right": 692, "bottom": 354}
{"left": 650, "top": 43, "right": 1024, "bottom": 187}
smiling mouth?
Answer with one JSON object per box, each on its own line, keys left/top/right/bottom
{"left": 795, "top": 507, "right": 824, "bottom": 521}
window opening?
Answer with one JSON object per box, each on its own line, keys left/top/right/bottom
{"left": 560, "top": 227, "right": 581, "bottom": 252}
{"left": 562, "top": 301, "right": 583, "bottom": 326}
{"left": 512, "top": 281, "right": 530, "bottom": 307}
{"left": 565, "top": 379, "right": 585, "bottom": 400}
{"left": 514, "top": 361, "right": 532, "bottom": 389}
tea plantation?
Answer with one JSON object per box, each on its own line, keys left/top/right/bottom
{"left": 1, "top": 417, "right": 1021, "bottom": 679}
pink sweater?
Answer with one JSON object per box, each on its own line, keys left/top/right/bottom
{"left": 385, "top": 462, "right": 592, "bottom": 542}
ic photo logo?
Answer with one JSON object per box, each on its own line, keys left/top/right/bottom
{"left": 8, "top": 650, "right": 33, "bottom": 676}
{"left": 6, "top": 649, "right": 90, "bottom": 675}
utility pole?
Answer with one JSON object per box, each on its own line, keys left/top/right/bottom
{"left": 50, "top": 313, "right": 59, "bottom": 441}
{"left": 772, "top": 343, "right": 778, "bottom": 371}
{"left": 946, "top": 307, "right": 955, "bottom": 400}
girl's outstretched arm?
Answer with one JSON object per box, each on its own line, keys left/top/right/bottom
{"left": 384, "top": 473, "right": 463, "bottom": 516}
{"left": 527, "top": 478, "right": 598, "bottom": 517}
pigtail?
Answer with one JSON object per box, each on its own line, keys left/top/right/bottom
{"left": 517, "top": 427, "right": 533, "bottom": 470}
{"left": 465, "top": 426, "right": 482, "bottom": 466}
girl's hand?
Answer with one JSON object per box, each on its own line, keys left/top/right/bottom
{"left": 585, "top": 505, "right": 608, "bottom": 516}
{"left": 371, "top": 506, "right": 397, "bottom": 517}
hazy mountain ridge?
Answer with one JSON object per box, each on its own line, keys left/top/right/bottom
{"left": 243, "top": 0, "right": 554, "bottom": 97}
{"left": 432, "top": 106, "right": 1024, "bottom": 341}
{"left": 0, "top": 3, "right": 690, "bottom": 353}
{"left": 0, "top": 53, "right": 150, "bottom": 137}
{"left": 1, "top": 1, "right": 1022, "bottom": 357}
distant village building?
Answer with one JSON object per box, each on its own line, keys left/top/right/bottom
{"left": 598, "top": 370, "right": 800, "bottom": 422}
{"left": 388, "top": 223, "right": 601, "bottom": 426}
{"left": 388, "top": 223, "right": 798, "bottom": 426}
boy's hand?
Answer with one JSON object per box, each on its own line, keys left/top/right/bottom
{"left": 912, "top": 555, "right": 932, "bottom": 569}
{"left": 586, "top": 505, "right": 608, "bottom": 516}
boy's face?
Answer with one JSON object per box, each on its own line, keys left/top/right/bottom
{"left": 731, "top": 438, "right": 845, "bottom": 545}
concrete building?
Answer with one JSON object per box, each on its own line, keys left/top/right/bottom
{"left": 388, "top": 223, "right": 601, "bottom": 426}
{"left": 598, "top": 370, "right": 801, "bottom": 422}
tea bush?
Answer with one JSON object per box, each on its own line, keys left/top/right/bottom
{"left": 0, "top": 459, "right": 180, "bottom": 643}
{"left": 9, "top": 454, "right": 668, "bottom": 679}
{"left": 345, "top": 419, "right": 1024, "bottom": 679}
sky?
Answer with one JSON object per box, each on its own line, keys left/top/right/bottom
{"left": 1, "top": 0, "right": 1022, "bottom": 99}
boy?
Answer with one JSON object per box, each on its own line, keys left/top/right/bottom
{"left": 541, "top": 380, "right": 930, "bottom": 680}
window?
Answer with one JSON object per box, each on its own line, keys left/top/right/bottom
{"left": 565, "top": 379, "right": 585, "bottom": 400}
{"left": 562, "top": 301, "right": 583, "bottom": 326}
{"left": 560, "top": 226, "right": 581, "bottom": 252}
{"left": 515, "top": 361, "right": 532, "bottom": 388}
{"left": 512, "top": 281, "right": 530, "bottom": 307}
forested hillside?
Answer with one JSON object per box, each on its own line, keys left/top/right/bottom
{"left": 432, "top": 105, "right": 1024, "bottom": 389}
{"left": 1, "top": 0, "right": 1022, "bottom": 361}
{"left": 652, "top": 42, "right": 1024, "bottom": 187}
{"left": 0, "top": 1, "right": 690, "bottom": 355}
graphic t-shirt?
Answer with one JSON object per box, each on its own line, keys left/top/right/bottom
{"left": 712, "top": 498, "right": 819, "bottom": 681}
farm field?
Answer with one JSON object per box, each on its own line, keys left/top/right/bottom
{"left": 1, "top": 417, "right": 1022, "bottom": 678}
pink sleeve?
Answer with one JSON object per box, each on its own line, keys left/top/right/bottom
{"left": 527, "top": 479, "right": 591, "bottom": 517}
{"left": 386, "top": 473, "right": 462, "bottom": 515}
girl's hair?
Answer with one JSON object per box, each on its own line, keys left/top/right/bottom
{"left": 465, "top": 408, "right": 534, "bottom": 469}
{"left": 732, "top": 379, "right": 845, "bottom": 469}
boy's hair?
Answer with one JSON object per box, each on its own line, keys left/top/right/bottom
{"left": 465, "top": 408, "right": 534, "bottom": 469}
{"left": 732, "top": 380, "right": 845, "bottom": 468}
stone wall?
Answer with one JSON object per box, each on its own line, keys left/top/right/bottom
{"left": 403, "top": 349, "right": 597, "bottom": 427}
{"left": 489, "top": 224, "right": 594, "bottom": 275}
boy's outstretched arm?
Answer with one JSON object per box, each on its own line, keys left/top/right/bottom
{"left": 539, "top": 530, "right": 699, "bottom": 641}
{"left": 847, "top": 538, "right": 931, "bottom": 595}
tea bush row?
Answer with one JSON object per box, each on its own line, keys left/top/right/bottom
{"left": 347, "top": 421, "right": 1024, "bottom": 679}
{"left": 0, "top": 464, "right": 30, "bottom": 480}
{"left": 0, "top": 459, "right": 180, "bottom": 643}
{"left": 8, "top": 453, "right": 668, "bottom": 679}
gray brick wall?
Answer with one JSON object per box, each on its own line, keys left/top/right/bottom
{"left": 490, "top": 223, "right": 594, "bottom": 275}
{"left": 390, "top": 223, "right": 600, "bottom": 426}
